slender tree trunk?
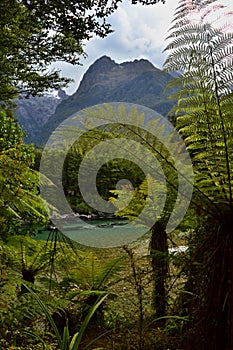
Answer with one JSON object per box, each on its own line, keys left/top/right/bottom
{"left": 123, "top": 246, "right": 144, "bottom": 350}
{"left": 150, "top": 221, "right": 168, "bottom": 318}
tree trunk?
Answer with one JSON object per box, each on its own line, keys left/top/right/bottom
{"left": 22, "top": 268, "right": 35, "bottom": 284}
{"left": 150, "top": 221, "right": 168, "bottom": 318}
{"left": 20, "top": 268, "right": 35, "bottom": 293}
{"left": 181, "top": 212, "right": 233, "bottom": 350}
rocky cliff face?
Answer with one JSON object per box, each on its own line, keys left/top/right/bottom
{"left": 78, "top": 56, "right": 156, "bottom": 92}
{"left": 15, "top": 90, "right": 68, "bottom": 144}
{"left": 17, "top": 56, "right": 175, "bottom": 145}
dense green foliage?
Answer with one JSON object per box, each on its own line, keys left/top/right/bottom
{"left": 0, "top": 109, "right": 48, "bottom": 241}
{"left": 0, "top": 0, "right": 113, "bottom": 104}
{"left": 63, "top": 133, "right": 146, "bottom": 214}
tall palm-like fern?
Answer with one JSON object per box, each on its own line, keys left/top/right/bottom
{"left": 47, "top": 102, "right": 193, "bottom": 319}
{"left": 164, "top": 1, "right": 233, "bottom": 348}
{"left": 164, "top": 1, "right": 233, "bottom": 211}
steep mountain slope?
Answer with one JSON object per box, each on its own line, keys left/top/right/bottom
{"left": 15, "top": 90, "right": 68, "bottom": 144}
{"left": 25, "top": 56, "right": 175, "bottom": 145}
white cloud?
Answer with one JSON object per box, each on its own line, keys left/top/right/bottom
{"left": 52, "top": 0, "right": 232, "bottom": 95}
{"left": 96, "top": 0, "right": 177, "bottom": 59}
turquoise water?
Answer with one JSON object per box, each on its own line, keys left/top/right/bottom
{"left": 34, "top": 218, "right": 147, "bottom": 248}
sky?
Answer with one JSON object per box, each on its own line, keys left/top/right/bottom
{"left": 51, "top": 0, "right": 232, "bottom": 95}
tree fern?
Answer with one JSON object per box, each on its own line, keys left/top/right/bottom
{"left": 164, "top": 1, "right": 233, "bottom": 213}
{"left": 164, "top": 1, "right": 233, "bottom": 348}
{"left": 62, "top": 252, "right": 125, "bottom": 293}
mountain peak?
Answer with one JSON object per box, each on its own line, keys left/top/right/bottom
{"left": 78, "top": 56, "right": 157, "bottom": 93}
{"left": 119, "top": 58, "right": 155, "bottom": 75}
{"left": 88, "top": 55, "right": 116, "bottom": 73}
{"left": 19, "top": 56, "right": 176, "bottom": 145}
{"left": 121, "top": 58, "right": 154, "bottom": 69}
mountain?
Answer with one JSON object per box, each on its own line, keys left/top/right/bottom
{"left": 15, "top": 90, "right": 68, "bottom": 144}
{"left": 19, "top": 56, "right": 176, "bottom": 145}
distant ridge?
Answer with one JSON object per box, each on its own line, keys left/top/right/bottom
{"left": 15, "top": 90, "right": 68, "bottom": 144}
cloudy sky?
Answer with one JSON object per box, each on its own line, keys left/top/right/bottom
{"left": 52, "top": 0, "right": 232, "bottom": 95}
